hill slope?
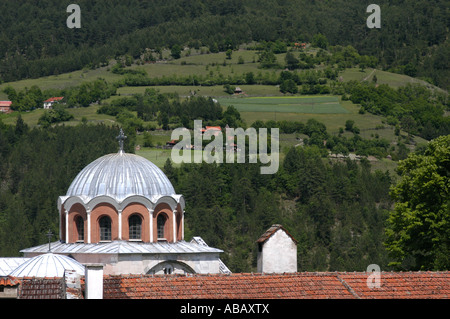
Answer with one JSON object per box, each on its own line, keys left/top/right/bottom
{"left": 0, "top": 0, "right": 448, "bottom": 90}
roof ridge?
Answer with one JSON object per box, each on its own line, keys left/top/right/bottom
{"left": 336, "top": 274, "right": 360, "bottom": 299}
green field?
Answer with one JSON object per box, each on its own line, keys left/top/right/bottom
{"left": 217, "top": 96, "right": 348, "bottom": 114}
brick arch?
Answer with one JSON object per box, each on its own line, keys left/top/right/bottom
{"left": 153, "top": 203, "right": 174, "bottom": 242}
{"left": 91, "top": 203, "right": 118, "bottom": 243}
{"left": 67, "top": 203, "right": 87, "bottom": 243}
{"left": 122, "top": 203, "right": 150, "bottom": 242}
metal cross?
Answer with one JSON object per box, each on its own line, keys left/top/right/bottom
{"left": 46, "top": 229, "right": 53, "bottom": 252}
{"left": 116, "top": 128, "right": 127, "bottom": 153}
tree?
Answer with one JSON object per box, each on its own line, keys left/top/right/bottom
{"left": 226, "top": 49, "right": 232, "bottom": 59}
{"left": 345, "top": 120, "right": 355, "bottom": 132}
{"left": 258, "top": 49, "right": 277, "bottom": 68}
{"left": 280, "top": 79, "right": 298, "bottom": 94}
{"left": 385, "top": 135, "right": 450, "bottom": 270}
{"left": 171, "top": 45, "right": 182, "bottom": 59}
{"left": 285, "top": 51, "right": 299, "bottom": 70}
{"left": 312, "top": 33, "right": 328, "bottom": 49}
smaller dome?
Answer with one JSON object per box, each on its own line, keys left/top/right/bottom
{"left": 9, "top": 253, "right": 85, "bottom": 278}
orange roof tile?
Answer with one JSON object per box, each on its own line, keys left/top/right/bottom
{"left": 0, "top": 101, "right": 12, "bottom": 107}
{"left": 339, "top": 272, "right": 450, "bottom": 299}
{"left": 7, "top": 271, "right": 450, "bottom": 299}
{"left": 18, "top": 277, "right": 65, "bottom": 299}
{"left": 102, "top": 272, "right": 450, "bottom": 299}
{"left": 257, "top": 224, "right": 298, "bottom": 245}
{"left": 103, "top": 273, "right": 354, "bottom": 299}
{"left": 43, "top": 97, "right": 64, "bottom": 103}
{"left": 0, "top": 276, "right": 20, "bottom": 286}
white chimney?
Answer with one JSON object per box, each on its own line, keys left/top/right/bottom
{"left": 257, "top": 225, "right": 298, "bottom": 273}
{"left": 85, "top": 264, "right": 104, "bottom": 299}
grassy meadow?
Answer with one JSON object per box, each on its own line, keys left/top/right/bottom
{"left": 217, "top": 96, "right": 348, "bottom": 114}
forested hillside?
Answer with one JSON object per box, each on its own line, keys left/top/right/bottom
{"left": 0, "top": 0, "right": 448, "bottom": 89}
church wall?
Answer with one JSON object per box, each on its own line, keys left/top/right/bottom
{"left": 118, "top": 253, "right": 221, "bottom": 275}
{"left": 62, "top": 199, "right": 184, "bottom": 244}
{"left": 69, "top": 253, "right": 222, "bottom": 275}
{"left": 176, "top": 204, "right": 183, "bottom": 241}
{"left": 60, "top": 209, "right": 66, "bottom": 242}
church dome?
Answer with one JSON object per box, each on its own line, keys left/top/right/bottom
{"left": 66, "top": 152, "right": 175, "bottom": 202}
{"left": 9, "top": 253, "right": 85, "bottom": 277}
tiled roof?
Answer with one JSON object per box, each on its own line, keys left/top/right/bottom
{"left": 0, "top": 276, "right": 20, "bottom": 286}
{"left": 102, "top": 272, "right": 450, "bottom": 299}
{"left": 256, "top": 224, "right": 298, "bottom": 244}
{"left": 103, "top": 273, "right": 353, "bottom": 299}
{"left": 338, "top": 272, "right": 450, "bottom": 299}
{"left": 0, "top": 101, "right": 12, "bottom": 107}
{"left": 6, "top": 272, "right": 450, "bottom": 299}
{"left": 43, "top": 97, "right": 64, "bottom": 103}
{"left": 18, "top": 277, "right": 65, "bottom": 299}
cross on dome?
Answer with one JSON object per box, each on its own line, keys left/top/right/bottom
{"left": 46, "top": 229, "right": 53, "bottom": 252}
{"left": 116, "top": 128, "right": 127, "bottom": 153}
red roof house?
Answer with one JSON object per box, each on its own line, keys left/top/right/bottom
{"left": 0, "top": 101, "right": 13, "bottom": 113}
{"left": 43, "top": 97, "right": 64, "bottom": 109}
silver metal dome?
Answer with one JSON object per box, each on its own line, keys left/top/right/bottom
{"left": 66, "top": 152, "right": 175, "bottom": 201}
{"left": 9, "top": 253, "right": 85, "bottom": 277}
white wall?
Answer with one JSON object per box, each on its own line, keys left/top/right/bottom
{"left": 85, "top": 264, "right": 104, "bottom": 299}
{"left": 257, "top": 229, "right": 297, "bottom": 273}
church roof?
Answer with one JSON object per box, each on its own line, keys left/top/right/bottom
{"left": 21, "top": 240, "right": 223, "bottom": 255}
{"left": 65, "top": 151, "right": 176, "bottom": 202}
{"left": 9, "top": 253, "right": 85, "bottom": 278}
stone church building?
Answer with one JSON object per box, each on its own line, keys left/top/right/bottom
{"left": 20, "top": 129, "right": 228, "bottom": 276}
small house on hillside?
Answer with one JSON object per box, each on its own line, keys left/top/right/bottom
{"left": 201, "top": 126, "right": 222, "bottom": 137}
{"left": 234, "top": 87, "right": 243, "bottom": 94}
{"left": 0, "top": 101, "right": 12, "bottom": 113}
{"left": 43, "top": 97, "right": 64, "bottom": 109}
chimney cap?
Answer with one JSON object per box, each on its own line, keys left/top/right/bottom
{"left": 256, "top": 224, "right": 298, "bottom": 245}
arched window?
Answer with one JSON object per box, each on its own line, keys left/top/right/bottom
{"left": 129, "top": 214, "right": 142, "bottom": 240}
{"left": 99, "top": 216, "right": 112, "bottom": 241}
{"left": 157, "top": 214, "right": 166, "bottom": 239}
{"left": 75, "top": 216, "right": 84, "bottom": 241}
